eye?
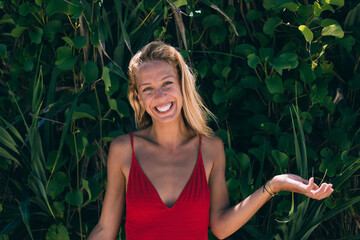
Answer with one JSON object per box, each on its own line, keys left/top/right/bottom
{"left": 163, "top": 81, "right": 173, "bottom": 87}
{"left": 142, "top": 87, "right": 152, "bottom": 92}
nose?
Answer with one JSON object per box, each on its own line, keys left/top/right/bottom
{"left": 154, "top": 87, "right": 166, "bottom": 99}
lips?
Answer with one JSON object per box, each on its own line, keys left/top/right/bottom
{"left": 155, "top": 102, "right": 173, "bottom": 113}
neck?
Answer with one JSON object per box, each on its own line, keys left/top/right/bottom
{"left": 147, "top": 118, "right": 195, "bottom": 149}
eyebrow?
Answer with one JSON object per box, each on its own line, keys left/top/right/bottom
{"left": 139, "top": 75, "right": 176, "bottom": 87}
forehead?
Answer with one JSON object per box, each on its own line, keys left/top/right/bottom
{"left": 136, "top": 61, "right": 178, "bottom": 83}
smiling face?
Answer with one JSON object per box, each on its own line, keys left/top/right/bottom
{"left": 135, "top": 61, "right": 183, "bottom": 125}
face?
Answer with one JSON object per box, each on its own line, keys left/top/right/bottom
{"left": 136, "top": 61, "right": 183, "bottom": 125}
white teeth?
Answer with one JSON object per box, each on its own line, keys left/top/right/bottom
{"left": 156, "top": 102, "right": 172, "bottom": 112}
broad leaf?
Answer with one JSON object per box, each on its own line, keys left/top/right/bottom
{"left": 270, "top": 53, "right": 298, "bottom": 75}
{"left": 263, "top": 17, "right": 283, "bottom": 36}
{"left": 45, "top": 224, "right": 70, "bottom": 240}
{"left": 321, "top": 24, "right": 344, "bottom": 38}
{"left": 298, "top": 25, "right": 313, "bottom": 42}
{"left": 47, "top": 171, "right": 71, "bottom": 199}
{"left": 247, "top": 54, "right": 260, "bottom": 68}
{"left": 265, "top": 75, "right": 284, "bottom": 94}
{"left": 65, "top": 190, "right": 83, "bottom": 206}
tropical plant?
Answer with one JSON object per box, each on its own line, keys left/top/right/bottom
{"left": 0, "top": 0, "right": 359, "bottom": 239}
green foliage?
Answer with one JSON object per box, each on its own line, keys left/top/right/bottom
{"left": 0, "top": 0, "right": 359, "bottom": 239}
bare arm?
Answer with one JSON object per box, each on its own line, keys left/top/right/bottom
{"left": 207, "top": 138, "right": 334, "bottom": 239}
{"left": 88, "top": 135, "right": 130, "bottom": 240}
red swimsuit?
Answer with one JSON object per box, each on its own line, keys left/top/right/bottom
{"left": 125, "top": 133, "right": 210, "bottom": 240}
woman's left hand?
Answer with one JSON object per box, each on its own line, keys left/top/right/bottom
{"left": 270, "top": 174, "right": 334, "bottom": 200}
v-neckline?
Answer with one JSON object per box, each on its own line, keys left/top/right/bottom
{"left": 132, "top": 152, "right": 201, "bottom": 209}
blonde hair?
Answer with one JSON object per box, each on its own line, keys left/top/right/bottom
{"left": 128, "top": 41, "right": 215, "bottom": 137}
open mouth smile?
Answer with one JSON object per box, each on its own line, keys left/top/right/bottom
{"left": 155, "top": 102, "right": 173, "bottom": 113}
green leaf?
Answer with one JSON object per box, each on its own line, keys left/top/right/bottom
{"left": 212, "top": 89, "right": 227, "bottom": 105}
{"left": 265, "top": 75, "right": 284, "bottom": 94}
{"left": 45, "top": 224, "right": 70, "bottom": 240}
{"left": 102, "top": 67, "right": 111, "bottom": 93}
{"left": 247, "top": 54, "right": 260, "bottom": 68}
{"left": 299, "top": 197, "right": 360, "bottom": 240}
{"left": 263, "top": 17, "right": 283, "bottom": 36}
{"left": 118, "top": 99, "right": 130, "bottom": 117}
{"left": 320, "top": 0, "right": 344, "bottom": 7}
{"left": 108, "top": 98, "right": 118, "bottom": 113}
{"left": 0, "top": 126, "right": 20, "bottom": 155}
{"left": 210, "top": 27, "right": 226, "bottom": 45}
{"left": 234, "top": 44, "right": 257, "bottom": 57}
{"left": 329, "top": 128, "right": 350, "bottom": 151}
{"left": 310, "top": 85, "right": 328, "bottom": 104}
{"left": 197, "top": 60, "right": 210, "bottom": 78}
{"left": 0, "top": 44, "right": 6, "bottom": 57}
{"left": 270, "top": 53, "right": 298, "bottom": 75}
{"left": 10, "top": 26, "right": 27, "bottom": 38}
{"left": 235, "top": 152, "right": 250, "bottom": 170}
{"left": 173, "top": 0, "right": 187, "bottom": 7}
{"left": 46, "top": 151, "right": 68, "bottom": 172}
{"left": 52, "top": 201, "right": 65, "bottom": 218}
{"left": 55, "top": 46, "right": 77, "bottom": 70}
{"left": 19, "top": 199, "right": 34, "bottom": 240}
{"left": 46, "top": 0, "right": 69, "bottom": 17}
{"left": 321, "top": 24, "right": 344, "bottom": 38}
{"left": 202, "top": 14, "right": 223, "bottom": 28}
{"left": 19, "top": 2, "right": 30, "bottom": 16}
{"left": 0, "top": 147, "right": 21, "bottom": 166}
{"left": 44, "top": 20, "right": 62, "bottom": 42}
{"left": 73, "top": 104, "right": 96, "bottom": 120}
{"left": 246, "top": 10, "right": 263, "bottom": 22}
{"left": 65, "top": 190, "right": 83, "bottom": 206}
{"left": 239, "top": 76, "right": 260, "bottom": 89}
{"left": 272, "top": 150, "right": 289, "bottom": 168}
{"left": 61, "top": 36, "right": 74, "bottom": 46}
{"left": 337, "top": 35, "right": 355, "bottom": 52}
{"left": 69, "top": 0, "right": 83, "bottom": 19}
{"left": 319, "top": 148, "right": 338, "bottom": 176}
{"left": 280, "top": 2, "right": 299, "bottom": 11}
{"left": 88, "top": 179, "right": 101, "bottom": 201}
{"left": 299, "top": 63, "right": 316, "bottom": 83}
{"left": 298, "top": 25, "right": 313, "bottom": 42}
{"left": 321, "top": 18, "right": 341, "bottom": 27}
{"left": 82, "top": 61, "right": 98, "bottom": 83}
{"left": 73, "top": 36, "right": 86, "bottom": 49}
{"left": 82, "top": 178, "right": 91, "bottom": 204}
{"left": 24, "top": 60, "right": 34, "bottom": 71}
{"left": 263, "top": 0, "right": 276, "bottom": 10}
{"left": 0, "top": 116, "right": 25, "bottom": 145}
{"left": 29, "top": 28, "right": 43, "bottom": 44}
{"left": 28, "top": 173, "right": 55, "bottom": 218}
{"left": 260, "top": 122, "right": 281, "bottom": 135}
{"left": 321, "top": 96, "right": 335, "bottom": 114}
{"left": 47, "top": 171, "right": 71, "bottom": 199}
{"left": 313, "top": 2, "right": 334, "bottom": 16}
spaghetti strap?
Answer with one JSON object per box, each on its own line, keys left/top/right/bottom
{"left": 129, "top": 133, "right": 134, "bottom": 155}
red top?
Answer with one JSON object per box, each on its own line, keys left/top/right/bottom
{"left": 125, "top": 133, "right": 210, "bottom": 240}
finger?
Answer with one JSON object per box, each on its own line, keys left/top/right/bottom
{"left": 310, "top": 182, "right": 327, "bottom": 198}
{"left": 305, "top": 177, "right": 315, "bottom": 192}
{"left": 312, "top": 183, "right": 332, "bottom": 200}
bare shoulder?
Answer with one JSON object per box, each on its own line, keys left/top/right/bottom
{"left": 107, "top": 134, "right": 132, "bottom": 172}
{"left": 202, "top": 135, "right": 224, "bottom": 153}
{"left": 201, "top": 135, "right": 225, "bottom": 164}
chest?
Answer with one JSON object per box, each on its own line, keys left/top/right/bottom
{"left": 125, "top": 144, "right": 209, "bottom": 208}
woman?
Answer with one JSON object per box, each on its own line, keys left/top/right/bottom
{"left": 88, "top": 41, "right": 333, "bottom": 240}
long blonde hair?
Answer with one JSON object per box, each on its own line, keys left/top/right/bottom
{"left": 128, "top": 41, "right": 215, "bottom": 137}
